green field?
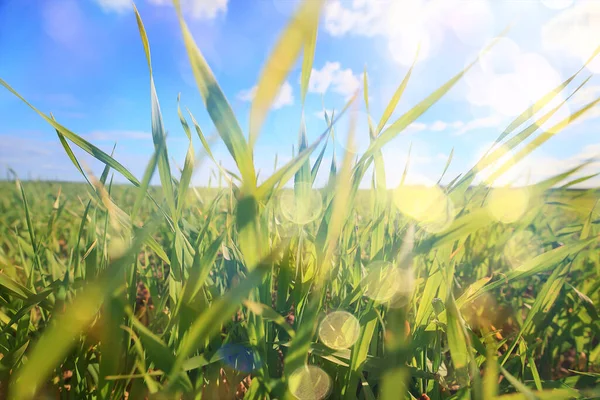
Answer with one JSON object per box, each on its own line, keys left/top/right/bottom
{"left": 2, "top": 2, "right": 600, "bottom": 399}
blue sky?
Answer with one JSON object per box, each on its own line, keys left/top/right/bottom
{"left": 1, "top": 0, "right": 600, "bottom": 187}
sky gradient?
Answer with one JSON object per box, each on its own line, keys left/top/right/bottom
{"left": 1, "top": 0, "right": 600, "bottom": 188}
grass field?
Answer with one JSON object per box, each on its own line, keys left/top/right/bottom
{"left": 1, "top": 1, "right": 600, "bottom": 399}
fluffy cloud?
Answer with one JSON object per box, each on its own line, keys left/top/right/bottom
{"left": 147, "top": 0, "right": 228, "bottom": 20}
{"left": 323, "top": 0, "right": 495, "bottom": 66}
{"left": 542, "top": 1, "right": 600, "bottom": 73}
{"left": 429, "top": 120, "right": 464, "bottom": 132}
{"left": 43, "top": 0, "right": 87, "bottom": 49}
{"left": 95, "top": 0, "right": 228, "bottom": 19}
{"left": 94, "top": 0, "right": 133, "bottom": 13}
{"left": 237, "top": 81, "right": 294, "bottom": 109}
{"left": 453, "top": 115, "right": 503, "bottom": 136}
{"left": 463, "top": 39, "right": 564, "bottom": 118}
{"left": 309, "top": 62, "right": 361, "bottom": 100}
{"left": 84, "top": 130, "right": 153, "bottom": 141}
{"left": 314, "top": 109, "right": 335, "bottom": 120}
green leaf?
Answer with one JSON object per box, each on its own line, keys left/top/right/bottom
{"left": 167, "top": 244, "right": 286, "bottom": 386}
{"left": 376, "top": 46, "right": 419, "bottom": 134}
{"left": 446, "top": 292, "right": 470, "bottom": 379}
{"left": 344, "top": 308, "right": 377, "bottom": 400}
{"left": 9, "top": 219, "right": 159, "bottom": 400}
{"left": 0, "top": 79, "right": 140, "bottom": 186}
{"left": 134, "top": 4, "right": 176, "bottom": 217}
{"left": 250, "top": 0, "right": 323, "bottom": 146}
{"left": 175, "top": 0, "right": 255, "bottom": 190}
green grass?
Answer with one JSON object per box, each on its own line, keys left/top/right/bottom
{"left": 1, "top": 1, "right": 600, "bottom": 399}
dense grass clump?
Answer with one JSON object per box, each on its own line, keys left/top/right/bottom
{"left": 1, "top": 1, "right": 600, "bottom": 399}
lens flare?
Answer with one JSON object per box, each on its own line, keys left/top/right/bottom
{"left": 474, "top": 143, "right": 517, "bottom": 185}
{"left": 318, "top": 311, "right": 360, "bottom": 350}
{"left": 487, "top": 187, "right": 530, "bottom": 224}
{"left": 446, "top": 0, "right": 494, "bottom": 47}
{"left": 361, "top": 261, "right": 399, "bottom": 302}
{"left": 504, "top": 230, "right": 543, "bottom": 270}
{"left": 478, "top": 37, "right": 521, "bottom": 75}
{"left": 361, "top": 261, "right": 415, "bottom": 303}
{"left": 108, "top": 237, "right": 127, "bottom": 260}
{"left": 388, "top": 267, "right": 416, "bottom": 308}
{"left": 465, "top": 36, "right": 562, "bottom": 119}
{"left": 278, "top": 183, "right": 323, "bottom": 225}
{"left": 393, "top": 184, "right": 454, "bottom": 233}
{"left": 216, "top": 343, "right": 260, "bottom": 373}
{"left": 288, "top": 365, "right": 332, "bottom": 400}
{"left": 332, "top": 111, "right": 371, "bottom": 156}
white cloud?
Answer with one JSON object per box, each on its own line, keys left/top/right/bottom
{"left": 542, "top": 2, "right": 600, "bottom": 73}
{"left": 237, "top": 87, "right": 257, "bottom": 102}
{"left": 309, "top": 62, "right": 360, "bottom": 100}
{"left": 273, "top": 81, "right": 294, "bottom": 109}
{"left": 429, "top": 120, "right": 464, "bottom": 131}
{"left": 381, "top": 120, "right": 466, "bottom": 135}
{"left": 84, "top": 130, "right": 153, "bottom": 141}
{"left": 323, "top": 0, "right": 495, "bottom": 66}
{"left": 42, "top": 0, "right": 86, "bottom": 49}
{"left": 314, "top": 109, "right": 335, "bottom": 120}
{"left": 571, "top": 85, "right": 600, "bottom": 107}
{"left": 464, "top": 39, "right": 564, "bottom": 118}
{"left": 148, "top": 0, "right": 228, "bottom": 20}
{"left": 237, "top": 81, "right": 294, "bottom": 110}
{"left": 567, "top": 86, "right": 600, "bottom": 125}
{"left": 406, "top": 122, "right": 427, "bottom": 133}
{"left": 453, "top": 115, "right": 503, "bottom": 136}
{"left": 94, "top": 0, "right": 132, "bottom": 13}
{"left": 323, "top": 0, "right": 383, "bottom": 37}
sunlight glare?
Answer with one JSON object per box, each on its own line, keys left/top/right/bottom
{"left": 318, "top": 311, "right": 361, "bottom": 350}
{"left": 487, "top": 187, "right": 531, "bottom": 224}
{"left": 504, "top": 230, "right": 544, "bottom": 270}
{"left": 393, "top": 183, "right": 454, "bottom": 233}
{"left": 278, "top": 183, "right": 323, "bottom": 225}
{"left": 289, "top": 365, "right": 332, "bottom": 400}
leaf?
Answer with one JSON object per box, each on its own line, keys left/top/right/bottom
{"left": 257, "top": 131, "right": 327, "bottom": 199}
{"left": 344, "top": 308, "right": 377, "bottom": 400}
{"left": 0, "top": 79, "right": 140, "bottom": 186}
{"left": 244, "top": 300, "right": 295, "bottom": 339}
{"left": 499, "top": 44, "right": 600, "bottom": 140}
{"left": 9, "top": 220, "right": 159, "bottom": 400}
{"left": 134, "top": 4, "right": 177, "bottom": 217}
{"left": 437, "top": 147, "right": 454, "bottom": 185}
{"left": 132, "top": 147, "right": 160, "bottom": 222}
{"left": 250, "top": 0, "right": 323, "bottom": 147}
{"left": 486, "top": 95, "right": 600, "bottom": 185}
{"left": 500, "top": 366, "right": 537, "bottom": 400}
{"left": 187, "top": 109, "right": 239, "bottom": 184}
{"left": 376, "top": 45, "right": 419, "bottom": 134}
{"left": 175, "top": 0, "right": 255, "bottom": 189}
{"left": 446, "top": 293, "right": 470, "bottom": 380}
{"left": 359, "top": 33, "right": 508, "bottom": 166}
{"left": 415, "top": 271, "right": 443, "bottom": 327}
{"left": 130, "top": 315, "right": 193, "bottom": 391}
{"left": 53, "top": 118, "right": 94, "bottom": 190}
{"left": 176, "top": 97, "right": 195, "bottom": 216}
{"left": 566, "top": 282, "right": 599, "bottom": 320}
{"left": 0, "top": 340, "right": 28, "bottom": 371}
{"left": 311, "top": 131, "right": 330, "bottom": 185}
{"left": 167, "top": 244, "right": 286, "bottom": 386}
